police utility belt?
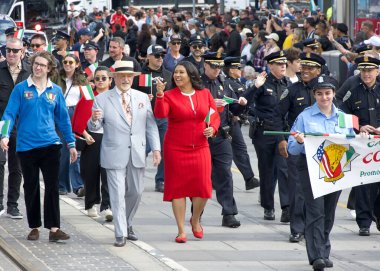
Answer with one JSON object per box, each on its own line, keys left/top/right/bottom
{"left": 216, "top": 126, "right": 232, "bottom": 141}
{"left": 249, "top": 117, "right": 276, "bottom": 139}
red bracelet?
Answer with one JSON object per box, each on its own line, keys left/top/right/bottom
{"left": 156, "top": 93, "right": 164, "bottom": 98}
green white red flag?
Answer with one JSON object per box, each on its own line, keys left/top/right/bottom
{"left": 14, "top": 29, "right": 24, "bottom": 40}
{"left": 139, "top": 74, "right": 152, "bottom": 87}
{"left": 80, "top": 85, "right": 95, "bottom": 100}
{"left": 222, "top": 95, "right": 238, "bottom": 104}
{"left": 338, "top": 112, "right": 359, "bottom": 130}
{"left": 109, "top": 64, "right": 115, "bottom": 72}
{"left": 0, "top": 120, "right": 10, "bottom": 137}
{"left": 204, "top": 108, "right": 216, "bottom": 126}
{"left": 84, "top": 63, "right": 98, "bottom": 77}
{"left": 46, "top": 43, "right": 53, "bottom": 53}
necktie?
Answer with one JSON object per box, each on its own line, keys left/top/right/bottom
{"left": 122, "top": 92, "right": 132, "bottom": 125}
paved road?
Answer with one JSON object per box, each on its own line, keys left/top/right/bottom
{"left": 1, "top": 125, "right": 380, "bottom": 271}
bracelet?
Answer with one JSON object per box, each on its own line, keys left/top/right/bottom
{"left": 156, "top": 93, "right": 164, "bottom": 98}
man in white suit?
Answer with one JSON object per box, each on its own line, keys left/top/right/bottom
{"left": 88, "top": 61, "right": 161, "bottom": 247}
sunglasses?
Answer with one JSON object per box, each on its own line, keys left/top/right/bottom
{"left": 153, "top": 54, "right": 164, "bottom": 59}
{"left": 192, "top": 45, "right": 203, "bottom": 50}
{"left": 208, "top": 63, "right": 223, "bottom": 69}
{"left": 95, "top": 76, "right": 109, "bottom": 82}
{"left": 63, "top": 60, "right": 75, "bottom": 65}
{"left": 30, "top": 43, "right": 44, "bottom": 48}
{"left": 6, "top": 48, "right": 21, "bottom": 54}
{"left": 171, "top": 42, "right": 181, "bottom": 45}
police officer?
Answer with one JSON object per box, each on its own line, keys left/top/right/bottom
{"left": 201, "top": 51, "right": 247, "bottom": 227}
{"left": 223, "top": 56, "right": 259, "bottom": 190}
{"left": 279, "top": 52, "right": 330, "bottom": 242}
{"left": 51, "top": 30, "right": 72, "bottom": 69}
{"left": 0, "top": 27, "right": 18, "bottom": 60}
{"left": 82, "top": 40, "right": 99, "bottom": 71}
{"left": 302, "top": 38, "right": 330, "bottom": 76}
{"left": 245, "top": 51, "right": 290, "bottom": 221}
{"left": 183, "top": 35, "right": 205, "bottom": 75}
{"left": 340, "top": 56, "right": 380, "bottom": 236}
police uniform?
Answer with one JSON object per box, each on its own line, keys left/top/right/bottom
{"left": 183, "top": 35, "right": 205, "bottom": 75}
{"left": 280, "top": 53, "right": 329, "bottom": 242}
{"left": 245, "top": 51, "right": 290, "bottom": 220}
{"left": 302, "top": 39, "right": 330, "bottom": 76}
{"left": 223, "top": 56, "right": 259, "bottom": 190}
{"left": 0, "top": 27, "right": 18, "bottom": 57}
{"left": 51, "top": 31, "right": 72, "bottom": 69}
{"left": 81, "top": 40, "right": 99, "bottom": 70}
{"left": 201, "top": 51, "right": 244, "bottom": 227}
{"left": 340, "top": 56, "right": 380, "bottom": 236}
{"left": 288, "top": 77, "right": 354, "bottom": 270}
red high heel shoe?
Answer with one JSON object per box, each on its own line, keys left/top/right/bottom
{"left": 175, "top": 234, "right": 187, "bottom": 243}
{"left": 190, "top": 217, "right": 203, "bottom": 239}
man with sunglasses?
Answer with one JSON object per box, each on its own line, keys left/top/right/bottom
{"left": 183, "top": 35, "right": 205, "bottom": 75}
{"left": 0, "top": 38, "right": 31, "bottom": 218}
{"left": 133, "top": 44, "right": 172, "bottom": 193}
{"left": 29, "top": 34, "right": 47, "bottom": 55}
{"left": 201, "top": 51, "right": 247, "bottom": 228}
{"left": 223, "top": 56, "right": 259, "bottom": 191}
{"left": 0, "top": 27, "right": 19, "bottom": 60}
{"left": 163, "top": 34, "right": 184, "bottom": 72}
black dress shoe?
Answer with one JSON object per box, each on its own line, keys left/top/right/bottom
{"left": 289, "top": 233, "right": 303, "bottom": 243}
{"left": 374, "top": 215, "right": 380, "bottom": 231}
{"left": 264, "top": 209, "right": 275, "bottom": 220}
{"left": 312, "top": 258, "right": 326, "bottom": 270}
{"left": 359, "top": 227, "right": 370, "bottom": 236}
{"left": 114, "top": 237, "right": 126, "bottom": 247}
{"left": 127, "top": 226, "right": 138, "bottom": 241}
{"left": 245, "top": 177, "right": 260, "bottom": 190}
{"left": 222, "top": 215, "right": 241, "bottom": 228}
{"left": 280, "top": 207, "right": 290, "bottom": 223}
{"left": 155, "top": 182, "right": 164, "bottom": 193}
{"left": 324, "top": 258, "right": 333, "bottom": 268}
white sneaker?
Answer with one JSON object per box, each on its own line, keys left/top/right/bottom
{"left": 87, "top": 206, "right": 98, "bottom": 217}
{"left": 349, "top": 209, "right": 356, "bottom": 220}
{"left": 102, "top": 209, "right": 113, "bottom": 222}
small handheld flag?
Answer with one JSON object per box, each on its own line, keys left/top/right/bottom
{"left": 80, "top": 85, "right": 95, "bottom": 100}
{"left": 0, "top": 120, "right": 10, "bottom": 137}
{"left": 14, "top": 29, "right": 24, "bottom": 40}
{"left": 139, "top": 74, "right": 152, "bottom": 87}
{"left": 84, "top": 63, "right": 98, "bottom": 77}
{"left": 222, "top": 95, "right": 239, "bottom": 104}
{"left": 46, "top": 43, "right": 53, "bottom": 53}
{"left": 204, "top": 108, "right": 216, "bottom": 126}
{"left": 338, "top": 112, "right": 359, "bottom": 130}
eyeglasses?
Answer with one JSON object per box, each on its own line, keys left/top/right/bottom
{"left": 95, "top": 76, "right": 109, "bottom": 81}
{"left": 208, "top": 63, "right": 223, "bottom": 69}
{"left": 33, "top": 62, "right": 48, "bottom": 68}
{"left": 6, "top": 48, "right": 21, "bottom": 54}
{"left": 192, "top": 45, "right": 203, "bottom": 50}
{"left": 63, "top": 60, "right": 75, "bottom": 65}
{"left": 30, "top": 44, "right": 44, "bottom": 48}
{"left": 153, "top": 54, "right": 164, "bottom": 59}
{"left": 171, "top": 42, "right": 181, "bottom": 46}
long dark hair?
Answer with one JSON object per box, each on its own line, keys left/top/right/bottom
{"left": 60, "top": 54, "right": 85, "bottom": 86}
{"left": 172, "top": 61, "right": 204, "bottom": 90}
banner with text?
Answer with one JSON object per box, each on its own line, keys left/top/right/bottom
{"left": 304, "top": 135, "right": 380, "bottom": 198}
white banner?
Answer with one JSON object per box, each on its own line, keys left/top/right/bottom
{"left": 304, "top": 135, "right": 380, "bottom": 198}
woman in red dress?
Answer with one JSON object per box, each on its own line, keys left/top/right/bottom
{"left": 154, "top": 61, "right": 220, "bottom": 243}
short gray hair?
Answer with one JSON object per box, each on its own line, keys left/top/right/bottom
{"left": 6, "top": 38, "right": 23, "bottom": 47}
{"left": 110, "top": 37, "right": 125, "bottom": 48}
{"left": 243, "top": 65, "right": 256, "bottom": 78}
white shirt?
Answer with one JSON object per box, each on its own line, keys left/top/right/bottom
{"left": 64, "top": 78, "right": 81, "bottom": 107}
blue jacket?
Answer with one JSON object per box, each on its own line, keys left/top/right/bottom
{"left": 288, "top": 102, "right": 354, "bottom": 155}
{"left": 2, "top": 77, "right": 75, "bottom": 152}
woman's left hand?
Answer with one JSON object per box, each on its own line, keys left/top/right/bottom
{"left": 203, "top": 127, "right": 214, "bottom": 138}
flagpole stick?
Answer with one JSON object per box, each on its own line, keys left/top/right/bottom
{"left": 263, "top": 131, "right": 380, "bottom": 139}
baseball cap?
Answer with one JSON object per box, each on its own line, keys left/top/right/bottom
{"left": 147, "top": 44, "right": 166, "bottom": 55}
{"left": 265, "top": 33, "right": 279, "bottom": 42}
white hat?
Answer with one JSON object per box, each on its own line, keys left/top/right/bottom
{"left": 364, "top": 35, "right": 380, "bottom": 47}
{"left": 110, "top": 61, "right": 141, "bottom": 76}
{"left": 265, "top": 33, "right": 279, "bottom": 42}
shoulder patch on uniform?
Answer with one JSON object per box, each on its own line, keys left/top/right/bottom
{"left": 342, "top": 91, "right": 352, "bottom": 103}
{"left": 280, "top": 89, "right": 289, "bottom": 100}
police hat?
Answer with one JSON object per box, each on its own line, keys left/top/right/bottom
{"left": 83, "top": 40, "right": 99, "bottom": 50}
{"left": 313, "top": 76, "right": 336, "bottom": 92}
{"left": 224, "top": 56, "right": 242, "bottom": 68}
{"left": 5, "top": 27, "right": 18, "bottom": 36}
{"left": 356, "top": 44, "right": 373, "bottom": 55}
{"left": 77, "top": 28, "right": 93, "bottom": 37}
{"left": 203, "top": 51, "right": 225, "bottom": 67}
{"left": 300, "top": 52, "right": 326, "bottom": 67}
{"left": 264, "top": 51, "right": 287, "bottom": 64}
{"left": 355, "top": 56, "right": 380, "bottom": 70}
{"left": 54, "top": 30, "right": 70, "bottom": 40}
{"left": 303, "top": 38, "right": 319, "bottom": 49}
{"left": 189, "top": 35, "right": 204, "bottom": 45}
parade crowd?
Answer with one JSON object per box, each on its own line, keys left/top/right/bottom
{"left": 1, "top": 1, "right": 380, "bottom": 270}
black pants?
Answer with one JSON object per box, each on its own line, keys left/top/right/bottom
{"left": 0, "top": 133, "right": 22, "bottom": 209}
{"left": 299, "top": 155, "right": 340, "bottom": 264}
{"left": 18, "top": 145, "right": 61, "bottom": 229}
{"left": 230, "top": 122, "right": 254, "bottom": 181}
{"left": 80, "top": 131, "right": 110, "bottom": 211}
{"left": 354, "top": 183, "right": 380, "bottom": 228}
{"left": 209, "top": 135, "right": 238, "bottom": 216}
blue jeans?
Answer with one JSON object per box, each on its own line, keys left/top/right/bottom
{"left": 146, "top": 118, "right": 167, "bottom": 185}
{"left": 58, "top": 106, "right": 84, "bottom": 193}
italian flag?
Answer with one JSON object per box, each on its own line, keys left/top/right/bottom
{"left": 338, "top": 112, "right": 359, "bottom": 130}
{"left": 46, "top": 43, "right": 53, "bottom": 53}
{"left": 14, "top": 29, "right": 24, "bottom": 40}
{"left": 139, "top": 74, "right": 152, "bottom": 87}
{"left": 84, "top": 63, "right": 98, "bottom": 77}
{"left": 223, "top": 95, "right": 238, "bottom": 104}
{"left": 204, "top": 108, "right": 216, "bottom": 126}
{"left": 80, "top": 85, "right": 95, "bottom": 100}
{"left": 0, "top": 120, "right": 10, "bottom": 137}
{"left": 109, "top": 64, "right": 115, "bottom": 72}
